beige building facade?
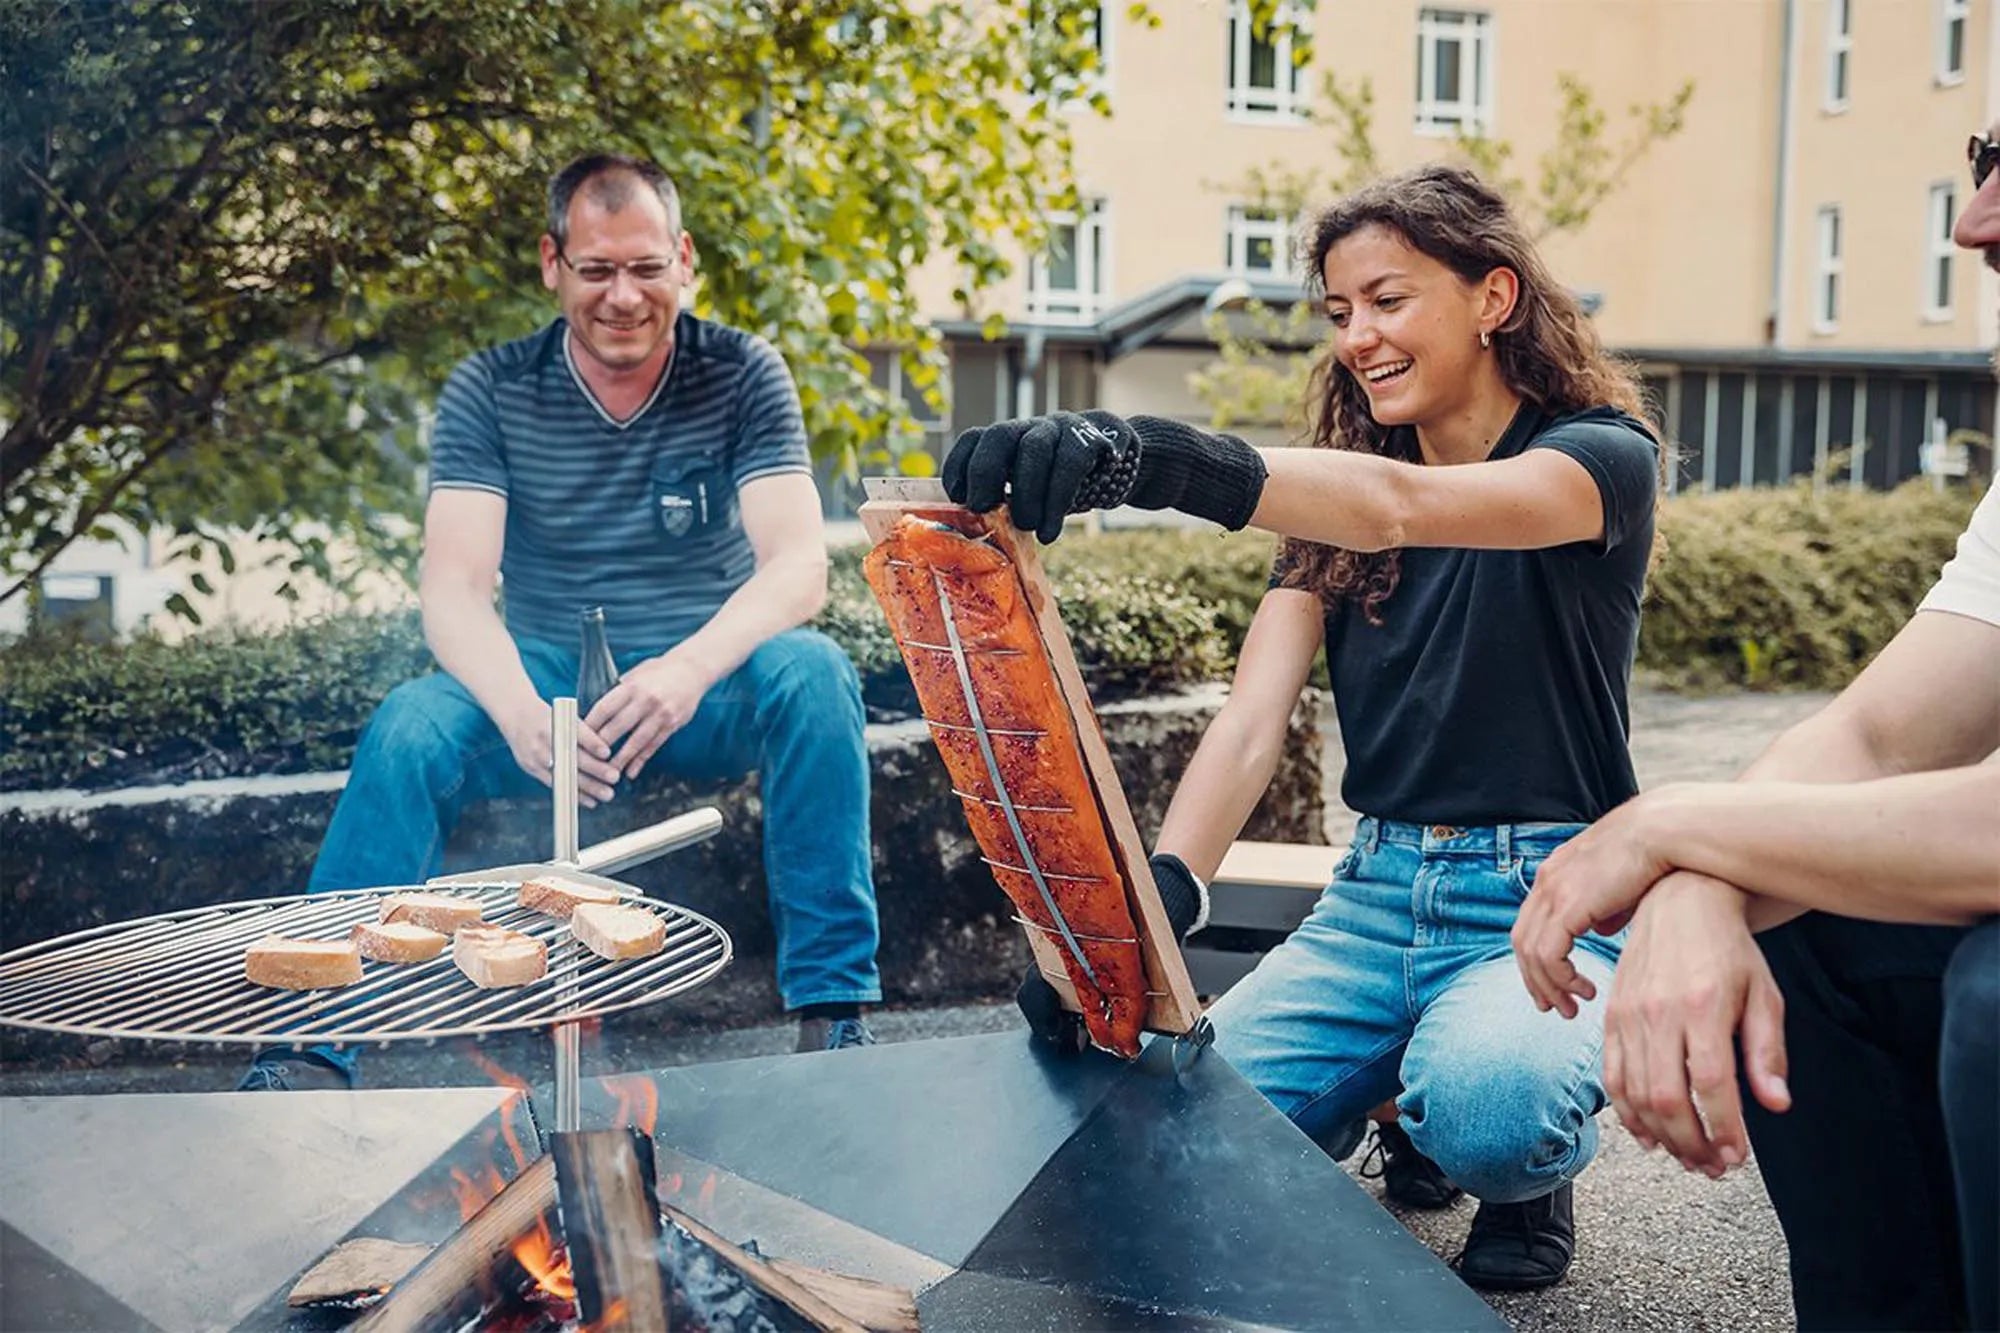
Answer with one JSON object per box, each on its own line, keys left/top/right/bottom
{"left": 884, "top": 0, "right": 1998, "bottom": 505}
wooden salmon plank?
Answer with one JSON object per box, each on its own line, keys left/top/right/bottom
{"left": 858, "top": 492, "right": 1203, "bottom": 1039}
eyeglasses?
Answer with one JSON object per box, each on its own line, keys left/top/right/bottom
{"left": 555, "top": 248, "right": 678, "bottom": 287}
{"left": 1970, "top": 135, "right": 2000, "bottom": 190}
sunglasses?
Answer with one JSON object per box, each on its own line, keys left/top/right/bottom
{"left": 1971, "top": 135, "right": 2000, "bottom": 190}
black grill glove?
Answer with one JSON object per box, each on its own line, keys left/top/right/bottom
{"left": 943, "top": 410, "right": 1267, "bottom": 543}
{"left": 1016, "top": 853, "right": 1211, "bottom": 1050}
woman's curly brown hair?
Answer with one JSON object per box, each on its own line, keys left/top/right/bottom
{"left": 1278, "top": 164, "right": 1658, "bottom": 624}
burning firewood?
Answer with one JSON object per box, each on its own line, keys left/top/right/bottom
{"left": 348, "top": 1131, "right": 919, "bottom": 1333}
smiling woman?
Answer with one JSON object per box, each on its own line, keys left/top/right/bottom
{"left": 941, "top": 162, "right": 1664, "bottom": 1291}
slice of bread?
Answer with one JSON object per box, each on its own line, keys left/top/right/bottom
{"left": 452, "top": 926, "right": 548, "bottom": 988}
{"left": 351, "top": 920, "right": 449, "bottom": 964}
{"left": 569, "top": 903, "right": 668, "bottom": 961}
{"left": 379, "top": 892, "right": 484, "bottom": 934}
{"left": 246, "top": 937, "right": 363, "bottom": 990}
{"left": 517, "top": 873, "right": 621, "bottom": 919}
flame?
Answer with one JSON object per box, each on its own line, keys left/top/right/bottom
{"left": 602, "top": 1073, "right": 660, "bottom": 1137}
{"left": 697, "top": 1172, "right": 717, "bottom": 1211}
{"left": 442, "top": 1090, "right": 581, "bottom": 1305}
{"left": 512, "top": 1216, "right": 578, "bottom": 1301}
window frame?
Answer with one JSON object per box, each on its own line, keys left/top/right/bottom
{"left": 1224, "top": 204, "right": 1297, "bottom": 279}
{"left": 1813, "top": 204, "right": 1843, "bottom": 334}
{"left": 1936, "top": 0, "right": 1969, "bottom": 85}
{"left": 1226, "top": 1, "right": 1308, "bottom": 123}
{"left": 1824, "top": 0, "right": 1852, "bottom": 112}
{"left": 1026, "top": 200, "right": 1109, "bottom": 326}
{"left": 1415, "top": 8, "right": 1496, "bottom": 137}
{"left": 1924, "top": 181, "right": 1957, "bottom": 320}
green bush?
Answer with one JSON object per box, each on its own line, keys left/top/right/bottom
{"left": 0, "top": 612, "right": 433, "bottom": 792}
{"left": 1, "top": 483, "right": 1976, "bottom": 791}
{"left": 1641, "top": 482, "right": 1980, "bottom": 690}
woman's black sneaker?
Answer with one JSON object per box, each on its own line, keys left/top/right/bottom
{"left": 1454, "top": 1182, "right": 1575, "bottom": 1291}
{"left": 1357, "top": 1120, "right": 1465, "bottom": 1210}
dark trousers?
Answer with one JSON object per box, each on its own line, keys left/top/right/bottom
{"left": 1746, "top": 913, "right": 1998, "bottom": 1332}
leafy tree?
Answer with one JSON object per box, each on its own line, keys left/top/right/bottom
{"left": 0, "top": 0, "right": 1117, "bottom": 612}
{"left": 1191, "top": 69, "right": 1695, "bottom": 431}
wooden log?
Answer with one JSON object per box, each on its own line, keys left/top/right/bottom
{"left": 353, "top": 1156, "right": 557, "bottom": 1333}
{"left": 662, "top": 1203, "right": 871, "bottom": 1333}
{"left": 551, "top": 1129, "right": 671, "bottom": 1331}
{"left": 287, "top": 1238, "right": 434, "bottom": 1307}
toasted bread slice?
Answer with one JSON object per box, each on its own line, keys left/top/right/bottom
{"left": 569, "top": 902, "right": 668, "bottom": 961}
{"left": 379, "top": 891, "right": 484, "bottom": 934}
{"left": 452, "top": 925, "right": 548, "bottom": 988}
{"left": 246, "top": 937, "right": 363, "bottom": 990}
{"left": 517, "top": 873, "right": 621, "bottom": 919}
{"left": 351, "top": 920, "right": 449, "bottom": 963}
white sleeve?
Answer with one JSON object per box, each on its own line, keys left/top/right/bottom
{"left": 1917, "top": 488, "right": 2000, "bottom": 628}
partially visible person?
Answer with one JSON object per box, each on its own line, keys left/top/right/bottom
{"left": 1510, "top": 124, "right": 2000, "bottom": 1332}
{"left": 950, "top": 165, "right": 1664, "bottom": 1290}
{"left": 240, "top": 153, "right": 882, "bottom": 1091}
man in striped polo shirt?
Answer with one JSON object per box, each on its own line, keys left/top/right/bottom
{"left": 241, "top": 154, "right": 881, "bottom": 1088}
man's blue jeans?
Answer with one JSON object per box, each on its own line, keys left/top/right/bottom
{"left": 1205, "top": 817, "right": 1622, "bottom": 1204}
{"left": 310, "top": 627, "right": 882, "bottom": 1014}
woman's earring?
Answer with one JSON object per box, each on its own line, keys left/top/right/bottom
{"left": 1479, "top": 330, "right": 1492, "bottom": 349}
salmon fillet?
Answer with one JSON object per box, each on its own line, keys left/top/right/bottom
{"left": 863, "top": 515, "right": 1148, "bottom": 1056}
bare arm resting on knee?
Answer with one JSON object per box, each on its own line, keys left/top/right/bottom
{"left": 1517, "top": 603, "right": 2000, "bottom": 1009}
{"left": 585, "top": 473, "right": 830, "bottom": 778}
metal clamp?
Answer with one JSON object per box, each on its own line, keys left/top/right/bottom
{"left": 1172, "top": 1016, "right": 1215, "bottom": 1077}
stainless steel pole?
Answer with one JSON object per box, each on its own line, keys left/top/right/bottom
{"left": 551, "top": 697, "right": 581, "bottom": 1134}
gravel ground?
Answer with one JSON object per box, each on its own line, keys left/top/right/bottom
{"left": 1, "top": 687, "right": 1838, "bottom": 1331}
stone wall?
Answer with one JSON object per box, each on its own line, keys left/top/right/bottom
{"left": 0, "top": 686, "right": 1324, "bottom": 1026}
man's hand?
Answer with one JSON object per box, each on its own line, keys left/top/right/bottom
{"left": 1512, "top": 792, "right": 1679, "bottom": 1017}
{"left": 1600, "top": 872, "right": 1792, "bottom": 1177}
{"left": 500, "top": 700, "right": 623, "bottom": 806}
{"left": 942, "top": 411, "right": 1143, "bottom": 543}
{"left": 586, "top": 650, "right": 712, "bottom": 779}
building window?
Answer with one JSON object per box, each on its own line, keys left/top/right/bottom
{"left": 1926, "top": 182, "right": 1957, "bottom": 318}
{"left": 1028, "top": 201, "right": 1107, "bottom": 324}
{"left": 1416, "top": 9, "right": 1494, "bottom": 136}
{"left": 1031, "top": 1, "right": 1112, "bottom": 105}
{"left": 1937, "top": 0, "right": 1968, "bottom": 83}
{"left": 1825, "top": 0, "right": 1852, "bottom": 110}
{"left": 1226, "top": 2, "right": 1306, "bottom": 121}
{"left": 1813, "top": 205, "right": 1842, "bottom": 333}
{"left": 1082, "top": 3, "right": 1112, "bottom": 100}
{"left": 1225, "top": 206, "right": 1295, "bottom": 278}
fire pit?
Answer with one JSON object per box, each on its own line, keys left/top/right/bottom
{"left": 1, "top": 694, "right": 1507, "bottom": 1331}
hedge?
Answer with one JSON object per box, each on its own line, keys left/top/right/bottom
{"left": 0, "top": 482, "right": 1978, "bottom": 792}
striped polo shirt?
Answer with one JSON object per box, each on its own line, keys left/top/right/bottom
{"left": 427, "top": 314, "right": 811, "bottom": 651}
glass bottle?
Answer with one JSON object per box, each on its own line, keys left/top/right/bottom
{"left": 576, "top": 606, "right": 621, "bottom": 716}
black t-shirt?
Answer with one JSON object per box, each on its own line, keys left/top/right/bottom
{"left": 1280, "top": 404, "right": 1659, "bottom": 826}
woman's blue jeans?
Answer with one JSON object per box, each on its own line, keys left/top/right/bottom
{"left": 1205, "top": 817, "right": 1623, "bottom": 1204}
{"left": 308, "top": 627, "right": 882, "bottom": 1015}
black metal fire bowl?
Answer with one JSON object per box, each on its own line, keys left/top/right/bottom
{"left": 2, "top": 1032, "right": 1503, "bottom": 1331}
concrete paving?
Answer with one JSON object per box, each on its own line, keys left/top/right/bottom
{"left": 0, "top": 687, "right": 1838, "bottom": 1330}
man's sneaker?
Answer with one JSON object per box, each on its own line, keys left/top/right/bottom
{"left": 1454, "top": 1182, "right": 1575, "bottom": 1291}
{"left": 235, "top": 1054, "right": 355, "bottom": 1092}
{"left": 1357, "top": 1120, "right": 1465, "bottom": 1210}
{"left": 794, "top": 1016, "right": 877, "bottom": 1052}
